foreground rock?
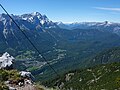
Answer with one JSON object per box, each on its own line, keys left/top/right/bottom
{"left": 0, "top": 52, "right": 57, "bottom": 90}
{"left": 0, "top": 52, "right": 14, "bottom": 69}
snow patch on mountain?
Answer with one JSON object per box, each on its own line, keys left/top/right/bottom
{"left": 40, "top": 20, "right": 45, "bottom": 25}
{"left": 0, "top": 52, "right": 14, "bottom": 69}
{"left": 20, "top": 71, "right": 32, "bottom": 78}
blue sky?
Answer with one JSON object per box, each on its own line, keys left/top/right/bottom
{"left": 0, "top": 0, "right": 120, "bottom": 23}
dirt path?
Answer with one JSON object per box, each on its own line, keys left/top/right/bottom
{"left": 8, "top": 84, "right": 56, "bottom": 90}
{"left": 14, "top": 85, "right": 38, "bottom": 90}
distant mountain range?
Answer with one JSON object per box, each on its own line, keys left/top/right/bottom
{"left": 56, "top": 21, "right": 120, "bottom": 36}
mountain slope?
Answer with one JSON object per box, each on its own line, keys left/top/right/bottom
{"left": 87, "top": 47, "right": 120, "bottom": 66}
{"left": 45, "top": 47, "right": 120, "bottom": 90}
{"left": 0, "top": 12, "right": 56, "bottom": 50}
{"left": 48, "top": 62, "right": 120, "bottom": 90}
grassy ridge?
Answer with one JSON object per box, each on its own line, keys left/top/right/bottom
{"left": 47, "top": 62, "right": 120, "bottom": 90}
{"left": 0, "top": 70, "right": 21, "bottom": 90}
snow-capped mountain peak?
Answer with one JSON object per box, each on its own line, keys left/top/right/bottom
{"left": 32, "top": 12, "right": 42, "bottom": 16}
{"left": 0, "top": 12, "right": 57, "bottom": 33}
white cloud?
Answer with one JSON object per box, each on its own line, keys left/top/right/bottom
{"left": 94, "top": 7, "right": 120, "bottom": 11}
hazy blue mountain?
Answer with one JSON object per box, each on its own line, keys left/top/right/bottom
{"left": 57, "top": 21, "right": 120, "bottom": 36}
